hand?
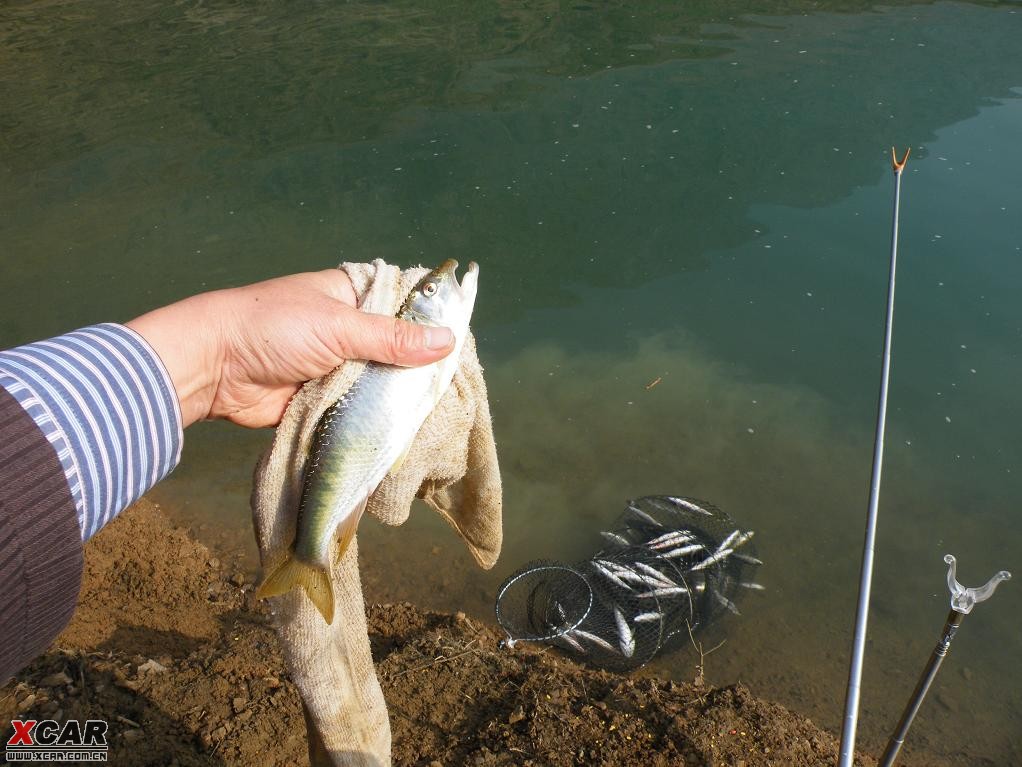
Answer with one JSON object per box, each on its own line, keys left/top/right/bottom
{"left": 125, "top": 269, "right": 454, "bottom": 428}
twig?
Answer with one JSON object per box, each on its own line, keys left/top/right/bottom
{"left": 391, "top": 642, "right": 479, "bottom": 678}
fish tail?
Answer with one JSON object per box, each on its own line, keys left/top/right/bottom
{"left": 256, "top": 554, "right": 335, "bottom": 624}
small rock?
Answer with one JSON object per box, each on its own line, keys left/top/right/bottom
{"left": 232, "top": 697, "right": 248, "bottom": 713}
{"left": 39, "top": 671, "right": 72, "bottom": 687}
{"left": 508, "top": 706, "right": 525, "bottom": 725}
{"left": 123, "top": 729, "right": 143, "bottom": 742}
{"left": 230, "top": 572, "right": 246, "bottom": 587}
{"left": 138, "top": 659, "right": 168, "bottom": 675}
{"left": 17, "top": 694, "right": 36, "bottom": 712}
{"left": 429, "top": 761, "right": 443, "bottom": 767}
{"left": 212, "top": 726, "right": 227, "bottom": 741}
{"left": 236, "top": 710, "right": 253, "bottom": 723}
{"left": 263, "top": 676, "right": 281, "bottom": 689}
{"left": 455, "top": 611, "right": 467, "bottom": 622}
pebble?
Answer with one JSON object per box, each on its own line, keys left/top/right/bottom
{"left": 232, "top": 696, "right": 248, "bottom": 713}
{"left": 123, "top": 729, "right": 144, "bottom": 742}
{"left": 17, "top": 694, "right": 37, "bottom": 712}
{"left": 212, "top": 726, "right": 228, "bottom": 741}
{"left": 230, "top": 573, "right": 246, "bottom": 587}
{"left": 138, "top": 659, "right": 168, "bottom": 675}
{"left": 39, "top": 671, "right": 72, "bottom": 687}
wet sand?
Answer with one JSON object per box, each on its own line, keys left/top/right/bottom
{"left": 1, "top": 499, "right": 941, "bottom": 766}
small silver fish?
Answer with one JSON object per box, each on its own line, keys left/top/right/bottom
{"left": 634, "top": 561, "right": 677, "bottom": 587}
{"left": 657, "top": 543, "right": 705, "bottom": 559}
{"left": 635, "top": 587, "right": 690, "bottom": 598}
{"left": 572, "top": 628, "right": 618, "bottom": 654}
{"left": 716, "top": 529, "right": 740, "bottom": 552}
{"left": 556, "top": 631, "right": 586, "bottom": 653}
{"left": 646, "top": 530, "right": 695, "bottom": 549}
{"left": 666, "top": 497, "right": 713, "bottom": 515}
{"left": 712, "top": 588, "right": 741, "bottom": 615}
{"left": 600, "top": 531, "right": 631, "bottom": 547}
{"left": 257, "top": 260, "right": 479, "bottom": 623}
{"left": 613, "top": 606, "right": 635, "bottom": 658}
{"left": 633, "top": 611, "right": 664, "bottom": 623}
{"left": 739, "top": 581, "right": 766, "bottom": 591}
{"left": 626, "top": 502, "right": 663, "bottom": 528}
{"left": 591, "top": 560, "right": 634, "bottom": 591}
{"left": 690, "top": 547, "right": 733, "bottom": 572}
{"left": 732, "top": 553, "right": 764, "bottom": 566}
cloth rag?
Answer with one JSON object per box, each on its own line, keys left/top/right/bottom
{"left": 251, "top": 259, "right": 503, "bottom": 767}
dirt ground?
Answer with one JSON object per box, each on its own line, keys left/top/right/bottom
{"left": 1, "top": 500, "right": 897, "bottom": 766}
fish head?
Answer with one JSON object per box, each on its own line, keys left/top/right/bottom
{"left": 399, "top": 259, "right": 479, "bottom": 332}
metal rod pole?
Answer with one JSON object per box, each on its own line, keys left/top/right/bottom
{"left": 838, "top": 147, "right": 910, "bottom": 767}
{"left": 878, "top": 609, "right": 964, "bottom": 767}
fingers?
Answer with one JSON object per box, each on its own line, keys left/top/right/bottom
{"left": 335, "top": 305, "right": 455, "bottom": 367}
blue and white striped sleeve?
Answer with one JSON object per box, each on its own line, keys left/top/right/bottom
{"left": 0, "top": 323, "right": 183, "bottom": 541}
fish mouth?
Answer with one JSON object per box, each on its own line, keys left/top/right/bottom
{"left": 437, "top": 258, "right": 479, "bottom": 295}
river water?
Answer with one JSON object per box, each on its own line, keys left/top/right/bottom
{"left": 2, "top": 1, "right": 1020, "bottom": 763}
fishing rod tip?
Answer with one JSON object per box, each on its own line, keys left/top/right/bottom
{"left": 891, "top": 146, "right": 911, "bottom": 173}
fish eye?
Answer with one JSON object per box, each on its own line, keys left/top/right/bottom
{"left": 422, "top": 281, "right": 438, "bottom": 297}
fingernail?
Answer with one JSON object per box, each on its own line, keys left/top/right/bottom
{"left": 424, "top": 326, "right": 453, "bottom": 350}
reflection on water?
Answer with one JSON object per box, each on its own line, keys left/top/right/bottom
{"left": 4, "top": 0, "right": 1022, "bottom": 764}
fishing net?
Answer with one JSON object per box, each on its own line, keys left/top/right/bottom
{"left": 494, "top": 495, "right": 762, "bottom": 671}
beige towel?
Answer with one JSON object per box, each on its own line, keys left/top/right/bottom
{"left": 251, "top": 260, "right": 502, "bottom": 767}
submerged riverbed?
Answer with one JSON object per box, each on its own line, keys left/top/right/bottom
{"left": 3, "top": 1, "right": 1021, "bottom": 763}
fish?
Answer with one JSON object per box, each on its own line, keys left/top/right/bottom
{"left": 613, "top": 606, "right": 635, "bottom": 658}
{"left": 633, "top": 561, "right": 678, "bottom": 587}
{"left": 600, "top": 531, "right": 632, "bottom": 547}
{"left": 665, "top": 496, "right": 713, "bottom": 515}
{"left": 556, "top": 631, "right": 586, "bottom": 654}
{"left": 626, "top": 502, "right": 663, "bottom": 528}
{"left": 690, "top": 547, "right": 733, "bottom": 571}
{"left": 712, "top": 588, "right": 741, "bottom": 615}
{"left": 633, "top": 611, "right": 664, "bottom": 623}
{"left": 646, "top": 530, "right": 695, "bottom": 549}
{"left": 572, "top": 628, "right": 618, "bottom": 654}
{"left": 591, "top": 560, "right": 635, "bottom": 591}
{"left": 732, "top": 553, "right": 764, "bottom": 566}
{"left": 656, "top": 543, "right": 705, "bottom": 559}
{"left": 739, "top": 581, "right": 766, "bottom": 591}
{"left": 635, "top": 586, "right": 690, "bottom": 598}
{"left": 256, "top": 260, "right": 479, "bottom": 623}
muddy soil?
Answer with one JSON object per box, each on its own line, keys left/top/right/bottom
{"left": 2, "top": 500, "right": 917, "bottom": 766}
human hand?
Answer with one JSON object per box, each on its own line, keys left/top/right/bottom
{"left": 125, "top": 269, "right": 454, "bottom": 428}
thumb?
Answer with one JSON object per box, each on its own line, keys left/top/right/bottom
{"left": 335, "top": 304, "right": 455, "bottom": 367}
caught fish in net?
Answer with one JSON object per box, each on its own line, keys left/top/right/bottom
{"left": 495, "top": 495, "right": 763, "bottom": 671}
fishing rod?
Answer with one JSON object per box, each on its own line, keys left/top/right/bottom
{"left": 837, "top": 147, "right": 910, "bottom": 767}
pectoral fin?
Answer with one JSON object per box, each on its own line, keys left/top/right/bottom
{"left": 333, "top": 493, "right": 369, "bottom": 564}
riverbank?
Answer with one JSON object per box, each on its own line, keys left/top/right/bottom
{"left": 1, "top": 499, "right": 894, "bottom": 766}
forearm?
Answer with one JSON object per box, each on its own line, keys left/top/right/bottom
{"left": 0, "top": 324, "right": 183, "bottom": 540}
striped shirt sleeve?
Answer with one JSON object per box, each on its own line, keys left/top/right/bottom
{"left": 0, "top": 323, "right": 183, "bottom": 541}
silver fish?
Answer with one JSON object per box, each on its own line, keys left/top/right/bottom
{"left": 600, "top": 531, "right": 632, "bottom": 547}
{"left": 690, "top": 547, "right": 733, "bottom": 572}
{"left": 739, "top": 581, "right": 766, "bottom": 591}
{"left": 591, "top": 560, "right": 634, "bottom": 591}
{"left": 646, "top": 530, "right": 695, "bottom": 549}
{"left": 712, "top": 588, "right": 741, "bottom": 615}
{"left": 665, "top": 496, "right": 713, "bottom": 515}
{"left": 572, "top": 628, "right": 618, "bottom": 654}
{"left": 257, "top": 260, "right": 479, "bottom": 623}
{"left": 635, "top": 587, "right": 690, "bottom": 598}
{"left": 633, "top": 611, "right": 664, "bottom": 623}
{"left": 626, "top": 503, "right": 663, "bottom": 528}
{"left": 613, "top": 606, "right": 635, "bottom": 658}
{"left": 732, "top": 553, "right": 764, "bottom": 566}
{"left": 657, "top": 543, "right": 705, "bottom": 559}
{"left": 715, "top": 529, "right": 740, "bottom": 552}
{"left": 634, "top": 561, "right": 677, "bottom": 587}
{"left": 556, "top": 631, "right": 586, "bottom": 653}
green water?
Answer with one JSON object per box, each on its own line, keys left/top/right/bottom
{"left": 3, "top": 1, "right": 1021, "bottom": 763}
